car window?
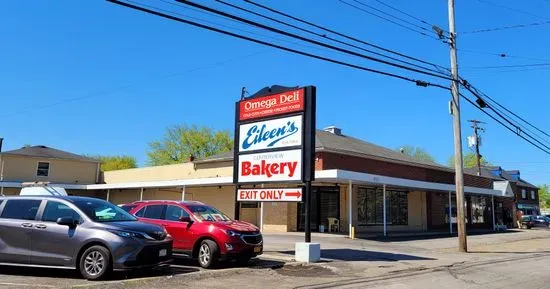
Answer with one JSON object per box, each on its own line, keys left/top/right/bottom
{"left": 72, "top": 198, "right": 136, "bottom": 222}
{"left": 135, "top": 207, "right": 145, "bottom": 217}
{"left": 187, "top": 205, "right": 231, "bottom": 222}
{"left": 42, "top": 201, "right": 81, "bottom": 223}
{"left": 142, "top": 205, "right": 165, "bottom": 220}
{"left": 121, "top": 205, "right": 137, "bottom": 213}
{"left": 0, "top": 199, "right": 42, "bottom": 220}
{"left": 164, "top": 205, "right": 189, "bottom": 222}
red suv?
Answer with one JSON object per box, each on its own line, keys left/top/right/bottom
{"left": 121, "top": 200, "right": 262, "bottom": 268}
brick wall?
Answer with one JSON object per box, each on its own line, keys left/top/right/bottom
{"left": 515, "top": 184, "right": 539, "bottom": 206}
{"left": 319, "top": 152, "right": 493, "bottom": 188}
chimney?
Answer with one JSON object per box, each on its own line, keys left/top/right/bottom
{"left": 324, "top": 126, "right": 342, "bottom": 136}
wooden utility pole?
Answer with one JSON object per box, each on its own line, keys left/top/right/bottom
{"left": 469, "top": 120, "right": 485, "bottom": 176}
{"left": 448, "top": 0, "right": 467, "bottom": 252}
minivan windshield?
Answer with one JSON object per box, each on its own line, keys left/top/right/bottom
{"left": 72, "top": 199, "right": 136, "bottom": 222}
{"left": 187, "top": 205, "right": 231, "bottom": 222}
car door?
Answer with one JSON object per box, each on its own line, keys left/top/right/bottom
{"left": 29, "top": 200, "right": 82, "bottom": 267}
{"left": 163, "top": 205, "right": 193, "bottom": 251}
{"left": 0, "top": 199, "right": 42, "bottom": 264}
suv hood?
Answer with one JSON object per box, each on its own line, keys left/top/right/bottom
{"left": 215, "top": 220, "right": 259, "bottom": 232}
{"left": 100, "top": 221, "right": 168, "bottom": 240}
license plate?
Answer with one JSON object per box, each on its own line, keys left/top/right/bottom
{"left": 159, "top": 249, "right": 167, "bottom": 257}
{"left": 253, "top": 246, "right": 262, "bottom": 253}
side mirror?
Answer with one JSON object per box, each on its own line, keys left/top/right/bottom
{"left": 179, "top": 216, "right": 193, "bottom": 223}
{"left": 57, "top": 217, "right": 78, "bottom": 227}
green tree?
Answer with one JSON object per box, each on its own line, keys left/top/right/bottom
{"left": 396, "top": 145, "right": 436, "bottom": 163}
{"left": 539, "top": 184, "right": 550, "bottom": 209}
{"left": 89, "top": 155, "right": 137, "bottom": 171}
{"left": 147, "top": 125, "right": 232, "bottom": 166}
{"left": 447, "top": 152, "right": 490, "bottom": 168}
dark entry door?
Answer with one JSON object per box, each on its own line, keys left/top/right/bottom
{"left": 298, "top": 187, "right": 340, "bottom": 231}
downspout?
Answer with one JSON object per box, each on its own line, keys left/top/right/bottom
{"left": 95, "top": 162, "right": 101, "bottom": 184}
{"left": 0, "top": 156, "right": 4, "bottom": 196}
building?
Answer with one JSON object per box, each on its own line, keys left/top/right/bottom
{"left": 1, "top": 129, "right": 532, "bottom": 235}
{"left": 0, "top": 145, "right": 100, "bottom": 196}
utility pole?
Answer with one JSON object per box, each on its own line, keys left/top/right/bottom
{"left": 447, "top": 0, "right": 467, "bottom": 252}
{"left": 468, "top": 120, "right": 485, "bottom": 176}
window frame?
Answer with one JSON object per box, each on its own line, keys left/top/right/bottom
{"left": 164, "top": 205, "right": 190, "bottom": 222}
{"left": 140, "top": 204, "right": 166, "bottom": 220}
{"left": 0, "top": 199, "right": 42, "bottom": 221}
{"left": 531, "top": 190, "right": 536, "bottom": 200}
{"left": 40, "top": 200, "right": 82, "bottom": 223}
{"left": 36, "top": 161, "right": 50, "bottom": 177}
{"left": 357, "top": 187, "right": 408, "bottom": 226}
{"left": 521, "top": 189, "right": 527, "bottom": 199}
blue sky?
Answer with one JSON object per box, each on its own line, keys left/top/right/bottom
{"left": 1, "top": 0, "right": 549, "bottom": 185}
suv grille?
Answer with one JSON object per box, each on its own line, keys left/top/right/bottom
{"left": 147, "top": 231, "right": 167, "bottom": 240}
{"left": 241, "top": 234, "right": 262, "bottom": 245}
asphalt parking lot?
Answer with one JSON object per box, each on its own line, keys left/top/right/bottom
{"left": 0, "top": 256, "right": 286, "bottom": 289}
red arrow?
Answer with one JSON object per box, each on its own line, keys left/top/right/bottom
{"left": 285, "top": 191, "right": 302, "bottom": 198}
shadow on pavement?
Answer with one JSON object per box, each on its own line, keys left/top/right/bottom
{"left": 277, "top": 249, "right": 436, "bottom": 262}
{"left": 362, "top": 230, "right": 521, "bottom": 242}
{"left": 171, "top": 255, "right": 286, "bottom": 270}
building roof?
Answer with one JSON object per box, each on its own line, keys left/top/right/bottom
{"left": 199, "top": 130, "right": 450, "bottom": 172}
{"left": 463, "top": 167, "right": 505, "bottom": 181}
{"left": 0, "top": 145, "right": 98, "bottom": 163}
{"left": 477, "top": 166, "right": 538, "bottom": 189}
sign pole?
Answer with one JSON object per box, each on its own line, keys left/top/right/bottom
{"left": 305, "top": 181, "right": 312, "bottom": 243}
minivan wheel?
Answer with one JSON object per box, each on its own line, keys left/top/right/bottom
{"left": 79, "top": 245, "right": 112, "bottom": 280}
{"left": 197, "top": 240, "right": 218, "bottom": 269}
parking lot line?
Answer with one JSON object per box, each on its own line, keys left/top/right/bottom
{"left": 0, "top": 282, "right": 57, "bottom": 288}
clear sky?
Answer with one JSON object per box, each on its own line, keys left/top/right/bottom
{"left": 1, "top": 0, "right": 549, "bottom": 185}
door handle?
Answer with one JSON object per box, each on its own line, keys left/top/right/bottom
{"left": 21, "top": 223, "right": 33, "bottom": 228}
{"left": 35, "top": 224, "right": 47, "bottom": 229}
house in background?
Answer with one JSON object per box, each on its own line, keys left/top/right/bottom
{"left": 0, "top": 145, "right": 100, "bottom": 196}
{"left": 487, "top": 167, "right": 539, "bottom": 216}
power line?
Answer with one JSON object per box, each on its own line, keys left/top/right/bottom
{"left": 372, "top": 0, "right": 442, "bottom": 30}
{"left": 457, "top": 48, "right": 550, "bottom": 62}
{"left": 213, "top": 0, "right": 449, "bottom": 76}
{"left": 173, "top": 0, "right": 454, "bottom": 81}
{"left": 476, "top": 0, "right": 549, "bottom": 20}
{"left": 461, "top": 63, "right": 550, "bottom": 70}
{"left": 243, "top": 0, "right": 449, "bottom": 72}
{"left": 337, "top": 0, "right": 441, "bottom": 40}
{"left": 107, "top": 0, "right": 448, "bottom": 89}
{"left": 461, "top": 20, "right": 550, "bottom": 34}
{"left": 349, "top": 0, "right": 440, "bottom": 35}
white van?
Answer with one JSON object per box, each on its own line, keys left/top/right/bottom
{"left": 19, "top": 185, "right": 68, "bottom": 196}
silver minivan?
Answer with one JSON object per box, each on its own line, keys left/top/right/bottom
{"left": 0, "top": 196, "right": 173, "bottom": 280}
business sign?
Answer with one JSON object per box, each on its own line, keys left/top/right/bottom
{"left": 237, "top": 188, "right": 303, "bottom": 202}
{"left": 237, "top": 149, "right": 302, "bottom": 183}
{"left": 238, "top": 115, "right": 302, "bottom": 153}
{"left": 239, "top": 88, "right": 304, "bottom": 121}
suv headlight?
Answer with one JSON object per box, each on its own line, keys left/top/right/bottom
{"left": 109, "top": 230, "right": 153, "bottom": 240}
{"left": 223, "top": 230, "right": 241, "bottom": 237}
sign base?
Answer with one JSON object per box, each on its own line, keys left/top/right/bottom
{"left": 295, "top": 242, "right": 321, "bottom": 263}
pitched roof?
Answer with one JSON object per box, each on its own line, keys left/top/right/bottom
{"left": 199, "top": 130, "right": 449, "bottom": 171}
{"left": 0, "top": 145, "right": 98, "bottom": 163}
{"left": 463, "top": 167, "right": 505, "bottom": 181}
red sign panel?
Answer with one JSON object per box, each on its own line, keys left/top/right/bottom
{"left": 239, "top": 88, "right": 304, "bottom": 121}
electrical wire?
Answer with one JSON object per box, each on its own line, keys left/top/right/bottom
{"left": 457, "top": 48, "right": 550, "bottom": 62}
{"left": 173, "top": 0, "right": 453, "bottom": 81}
{"left": 477, "top": 0, "right": 549, "bottom": 20}
{"left": 338, "top": 0, "right": 441, "bottom": 40}
{"left": 243, "top": 0, "right": 449, "bottom": 73}
{"left": 349, "top": 0, "right": 440, "bottom": 36}
{"left": 372, "top": 0, "right": 442, "bottom": 30}
{"left": 107, "top": 0, "right": 447, "bottom": 88}
{"left": 461, "top": 20, "right": 550, "bottom": 34}
{"left": 213, "top": 0, "right": 449, "bottom": 76}
{"left": 460, "top": 63, "right": 550, "bottom": 70}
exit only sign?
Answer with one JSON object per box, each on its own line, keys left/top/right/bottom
{"left": 237, "top": 188, "right": 302, "bottom": 202}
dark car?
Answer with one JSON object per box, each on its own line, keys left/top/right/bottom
{"left": 0, "top": 196, "right": 172, "bottom": 280}
{"left": 534, "top": 215, "right": 550, "bottom": 227}
{"left": 122, "top": 200, "right": 262, "bottom": 268}
{"left": 521, "top": 215, "right": 535, "bottom": 229}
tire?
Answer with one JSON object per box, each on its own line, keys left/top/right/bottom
{"left": 197, "top": 240, "right": 218, "bottom": 269}
{"left": 79, "top": 245, "right": 112, "bottom": 280}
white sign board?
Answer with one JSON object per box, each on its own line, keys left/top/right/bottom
{"left": 237, "top": 188, "right": 303, "bottom": 202}
{"left": 239, "top": 115, "right": 302, "bottom": 153}
{"left": 237, "top": 149, "right": 302, "bottom": 183}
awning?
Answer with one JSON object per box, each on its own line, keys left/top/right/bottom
{"left": 517, "top": 204, "right": 539, "bottom": 210}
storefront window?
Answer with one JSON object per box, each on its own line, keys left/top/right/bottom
{"left": 357, "top": 187, "right": 408, "bottom": 225}
{"left": 471, "top": 196, "right": 488, "bottom": 224}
